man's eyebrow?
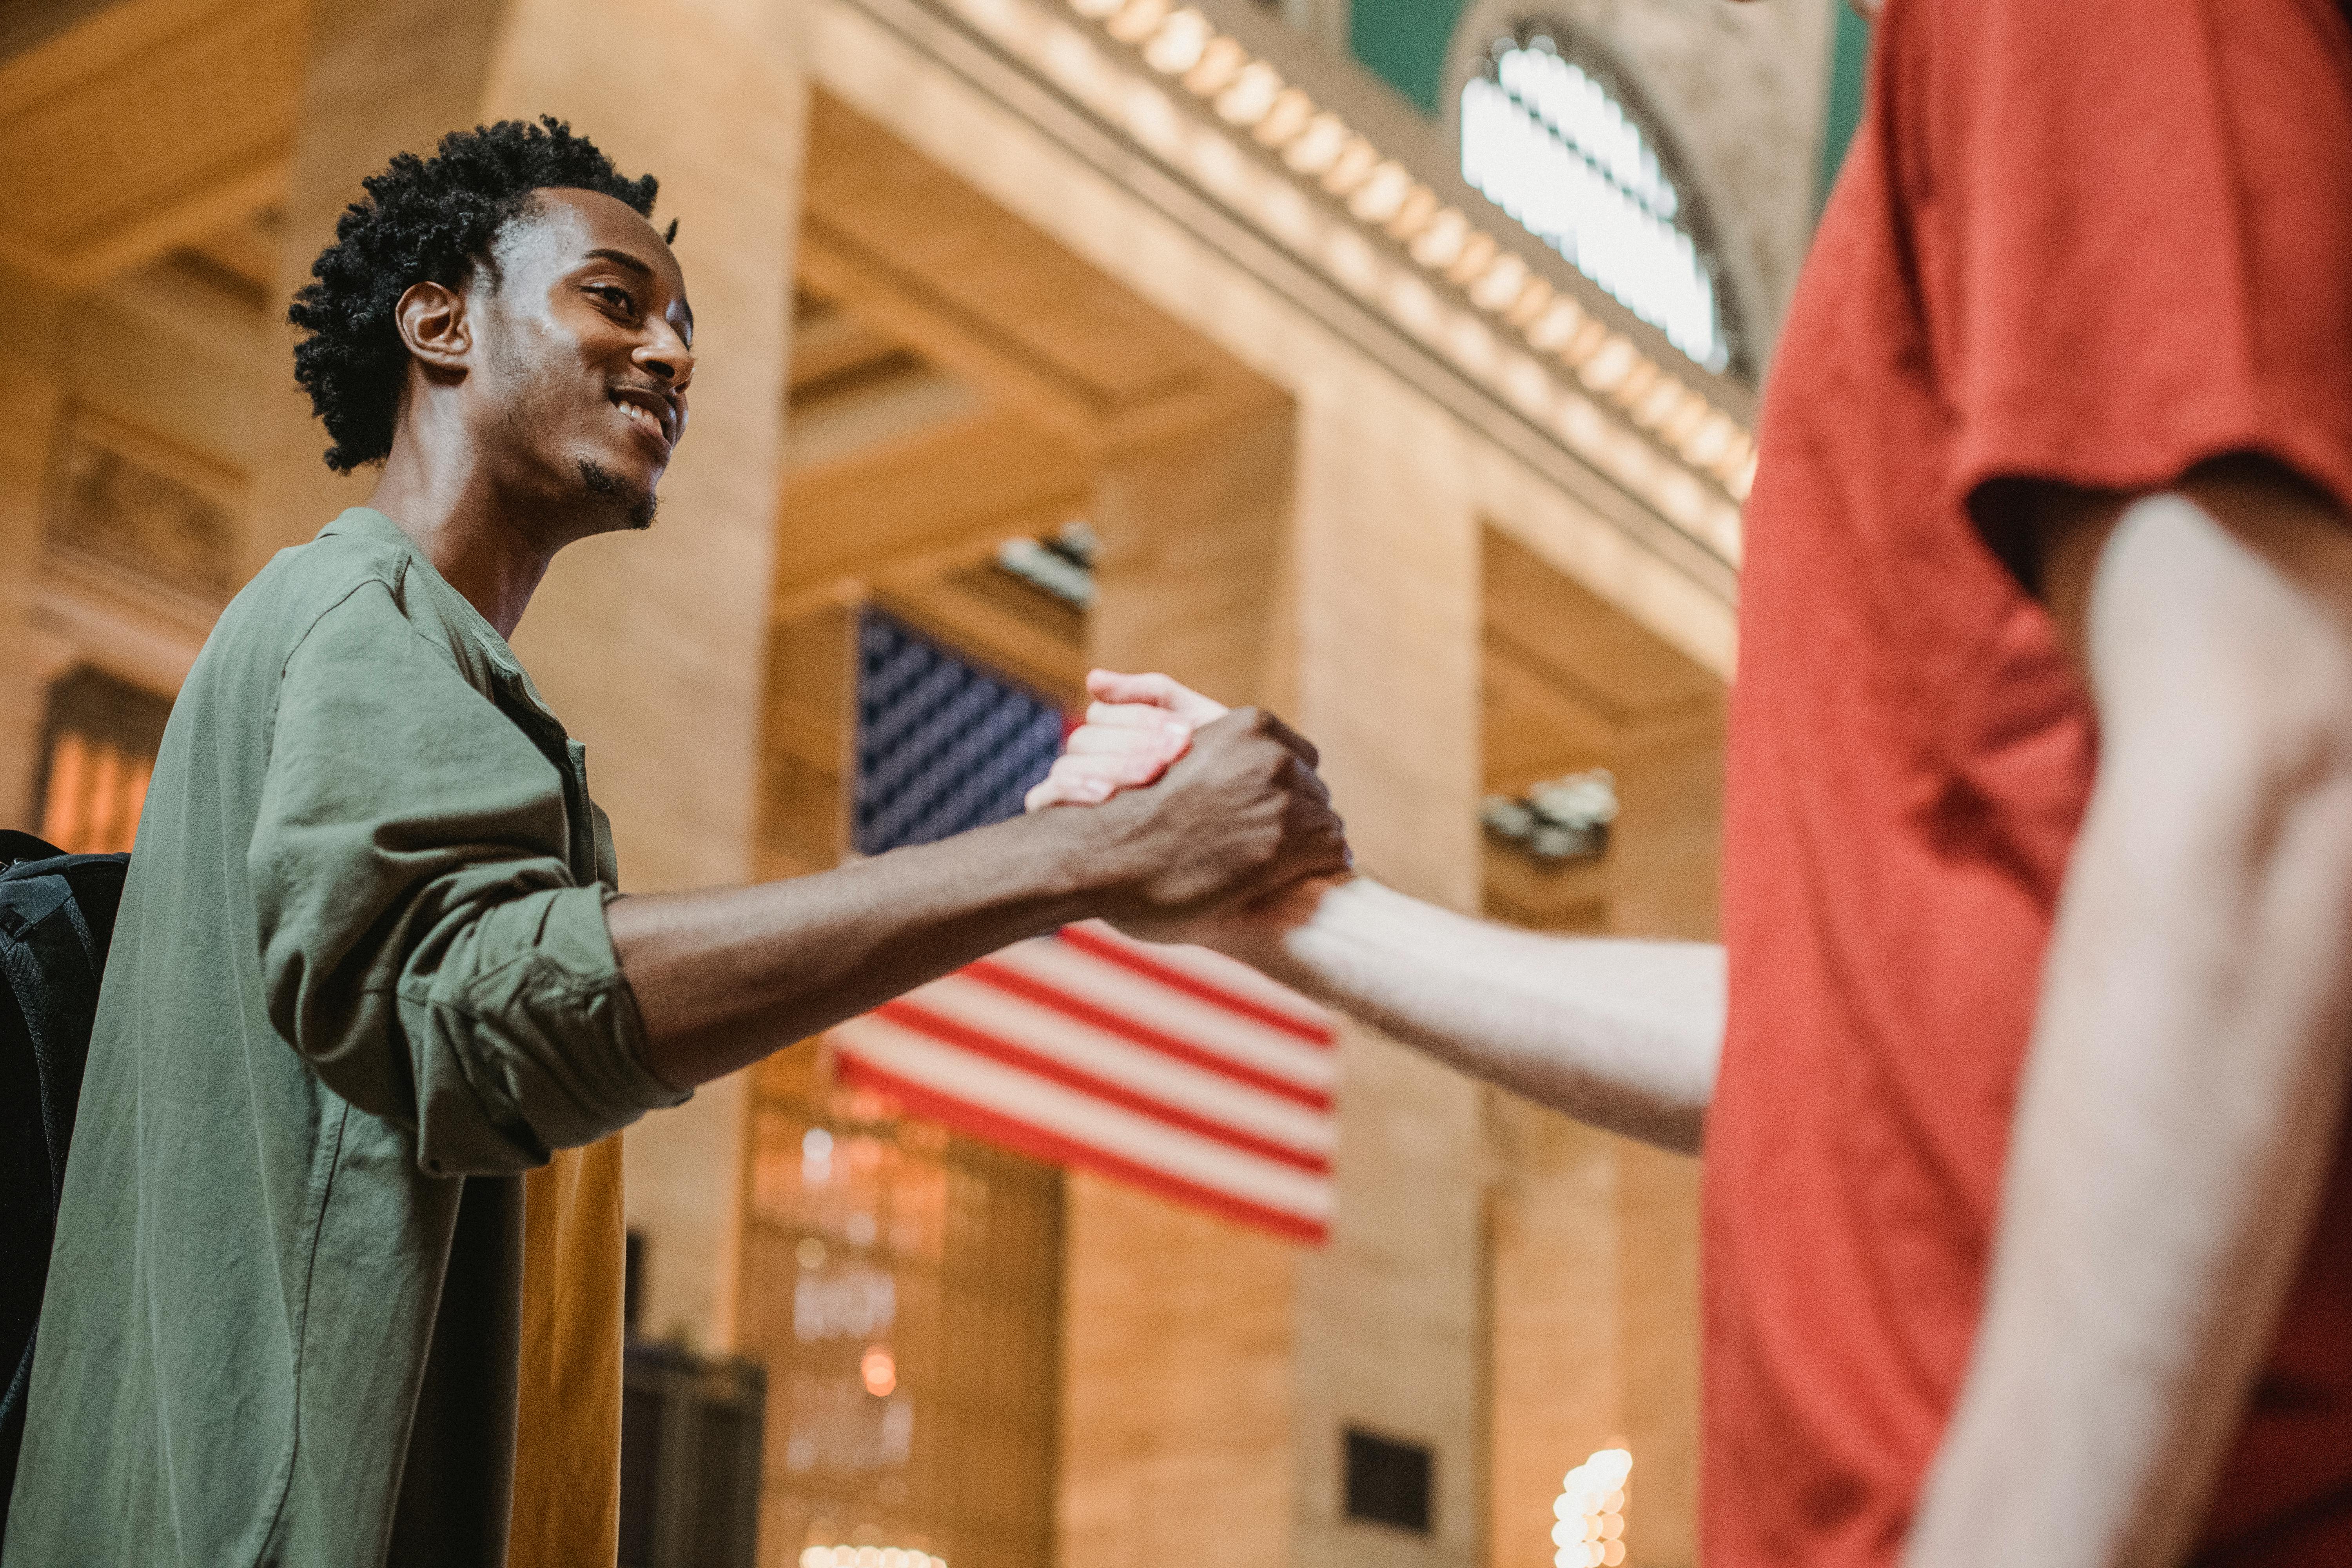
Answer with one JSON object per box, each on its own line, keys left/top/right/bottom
{"left": 583, "top": 247, "right": 656, "bottom": 279}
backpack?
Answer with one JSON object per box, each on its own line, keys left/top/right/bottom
{"left": 0, "top": 830, "right": 129, "bottom": 1535}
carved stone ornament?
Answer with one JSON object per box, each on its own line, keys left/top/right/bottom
{"left": 43, "top": 407, "right": 240, "bottom": 600}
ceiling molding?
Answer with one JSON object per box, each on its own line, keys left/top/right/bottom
{"left": 0, "top": 0, "right": 301, "bottom": 289}
{"left": 819, "top": 0, "right": 1745, "bottom": 602}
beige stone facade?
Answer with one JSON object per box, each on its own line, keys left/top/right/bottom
{"left": 0, "top": 0, "right": 1826, "bottom": 1562}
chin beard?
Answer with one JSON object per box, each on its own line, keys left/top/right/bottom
{"left": 578, "top": 460, "right": 659, "bottom": 531}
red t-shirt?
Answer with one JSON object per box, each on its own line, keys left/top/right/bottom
{"left": 1708, "top": 1, "right": 2352, "bottom": 1564}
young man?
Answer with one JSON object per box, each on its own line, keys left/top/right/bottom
{"left": 1, "top": 120, "right": 1346, "bottom": 1567}
{"left": 1037, "top": 0, "right": 2352, "bottom": 1562}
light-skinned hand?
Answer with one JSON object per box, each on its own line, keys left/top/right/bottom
{"left": 1025, "top": 669, "right": 1230, "bottom": 811}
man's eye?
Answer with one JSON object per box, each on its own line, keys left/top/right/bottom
{"left": 594, "top": 285, "right": 634, "bottom": 311}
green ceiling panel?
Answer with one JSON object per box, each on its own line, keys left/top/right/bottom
{"left": 1349, "top": 0, "right": 1468, "bottom": 114}
{"left": 1816, "top": 6, "right": 1872, "bottom": 208}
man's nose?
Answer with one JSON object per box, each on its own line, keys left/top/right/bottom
{"left": 636, "top": 325, "right": 694, "bottom": 392}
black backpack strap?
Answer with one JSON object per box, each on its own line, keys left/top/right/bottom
{"left": 0, "top": 908, "right": 60, "bottom": 1516}
{"left": 0, "top": 848, "right": 120, "bottom": 1529}
{"left": 0, "top": 832, "right": 64, "bottom": 869}
{"left": 2, "top": 1334, "right": 34, "bottom": 1468}
{"left": 0, "top": 938, "right": 61, "bottom": 1202}
{"left": 0, "top": 940, "right": 67, "bottom": 1213}
{"left": 0, "top": 859, "right": 118, "bottom": 1205}
{"left": 56, "top": 898, "right": 94, "bottom": 1001}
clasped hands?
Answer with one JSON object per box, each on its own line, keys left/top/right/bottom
{"left": 1027, "top": 670, "right": 1350, "bottom": 947}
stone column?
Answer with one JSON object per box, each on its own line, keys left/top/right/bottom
{"left": 1486, "top": 709, "right": 1720, "bottom": 1568}
{"left": 1285, "top": 375, "right": 1487, "bottom": 1568}
{"left": 1057, "top": 400, "right": 1301, "bottom": 1568}
{"left": 1600, "top": 722, "right": 1719, "bottom": 1568}
{"left": 1488, "top": 1094, "right": 1622, "bottom": 1565}
{"left": 251, "top": 0, "right": 810, "bottom": 1349}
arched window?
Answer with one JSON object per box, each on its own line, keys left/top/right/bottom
{"left": 1460, "top": 26, "right": 1733, "bottom": 374}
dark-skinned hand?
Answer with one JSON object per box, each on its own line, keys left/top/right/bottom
{"left": 1073, "top": 706, "right": 1349, "bottom": 944}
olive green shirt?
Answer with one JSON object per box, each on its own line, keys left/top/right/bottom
{"left": 2, "top": 508, "right": 687, "bottom": 1566}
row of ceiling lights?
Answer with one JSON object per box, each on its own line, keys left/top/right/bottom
{"left": 1554, "top": 1446, "right": 1634, "bottom": 1568}
{"left": 799, "top": 1548, "right": 945, "bottom": 1568}
{"left": 1065, "top": 0, "right": 1759, "bottom": 502}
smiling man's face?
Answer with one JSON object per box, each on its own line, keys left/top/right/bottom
{"left": 468, "top": 187, "right": 695, "bottom": 534}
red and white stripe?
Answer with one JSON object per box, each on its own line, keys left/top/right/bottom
{"left": 831, "top": 920, "right": 1337, "bottom": 1242}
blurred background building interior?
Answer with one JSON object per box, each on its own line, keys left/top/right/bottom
{"left": 0, "top": 0, "right": 1872, "bottom": 1563}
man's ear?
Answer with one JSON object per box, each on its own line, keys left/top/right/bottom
{"left": 393, "top": 280, "right": 471, "bottom": 375}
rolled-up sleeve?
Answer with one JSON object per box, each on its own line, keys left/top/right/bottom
{"left": 250, "top": 580, "right": 687, "bottom": 1176}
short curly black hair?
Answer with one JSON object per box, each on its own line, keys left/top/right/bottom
{"left": 289, "top": 116, "right": 667, "bottom": 472}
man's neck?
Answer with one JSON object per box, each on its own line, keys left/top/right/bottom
{"left": 367, "top": 438, "right": 559, "bottom": 642}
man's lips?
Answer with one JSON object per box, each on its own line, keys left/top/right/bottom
{"left": 609, "top": 386, "right": 678, "bottom": 454}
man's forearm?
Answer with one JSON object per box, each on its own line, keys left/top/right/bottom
{"left": 1909, "top": 482, "right": 2352, "bottom": 1566}
{"left": 608, "top": 705, "right": 1350, "bottom": 1089}
{"left": 1221, "top": 877, "right": 1722, "bottom": 1152}
{"left": 609, "top": 808, "right": 1109, "bottom": 1088}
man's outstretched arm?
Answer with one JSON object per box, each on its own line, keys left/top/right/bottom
{"left": 1907, "top": 461, "right": 2352, "bottom": 1568}
{"left": 1223, "top": 878, "right": 1719, "bottom": 1152}
{"left": 1032, "top": 673, "right": 1722, "bottom": 1154}
{"left": 612, "top": 707, "right": 1347, "bottom": 1089}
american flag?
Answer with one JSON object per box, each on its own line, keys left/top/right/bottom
{"left": 833, "top": 611, "right": 1337, "bottom": 1243}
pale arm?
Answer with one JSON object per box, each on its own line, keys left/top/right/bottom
{"left": 1033, "top": 672, "right": 1722, "bottom": 1153}
{"left": 1219, "top": 877, "right": 1720, "bottom": 1152}
{"left": 1907, "top": 464, "right": 2352, "bottom": 1566}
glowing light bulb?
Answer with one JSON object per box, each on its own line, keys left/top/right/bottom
{"left": 1142, "top": 9, "right": 1209, "bottom": 73}
{"left": 1550, "top": 1446, "right": 1631, "bottom": 1568}
{"left": 1214, "top": 62, "right": 1281, "bottom": 126}
{"left": 808, "top": 1548, "right": 943, "bottom": 1568}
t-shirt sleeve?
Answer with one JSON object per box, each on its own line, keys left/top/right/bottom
{"left": 1915, "top": 0, "right": 2352, "bottom": 523}
{"left": 249, "top": 580, "right": 687, "bottom": 1177}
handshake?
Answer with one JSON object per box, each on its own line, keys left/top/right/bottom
{"left": 1025, "top": 670, "right": 1350, "bottom": 949}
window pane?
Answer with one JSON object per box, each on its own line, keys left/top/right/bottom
{"left": 1462, "top": 34, "right": 1730, "bottom": 373}
{"left": 740, "top": 1053, "right": 1062, "bottom": 1568}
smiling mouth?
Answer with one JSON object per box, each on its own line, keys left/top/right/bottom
{"left": 609, "top": 390, "right": 674, "bottom": 453}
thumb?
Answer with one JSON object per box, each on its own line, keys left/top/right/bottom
{"left": 1085, "top": 668, "right": 1231, "bottom": 728}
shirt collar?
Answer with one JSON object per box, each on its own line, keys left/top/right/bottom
{"left": 318, "top": 507, "right": 564, "bottom": 726}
